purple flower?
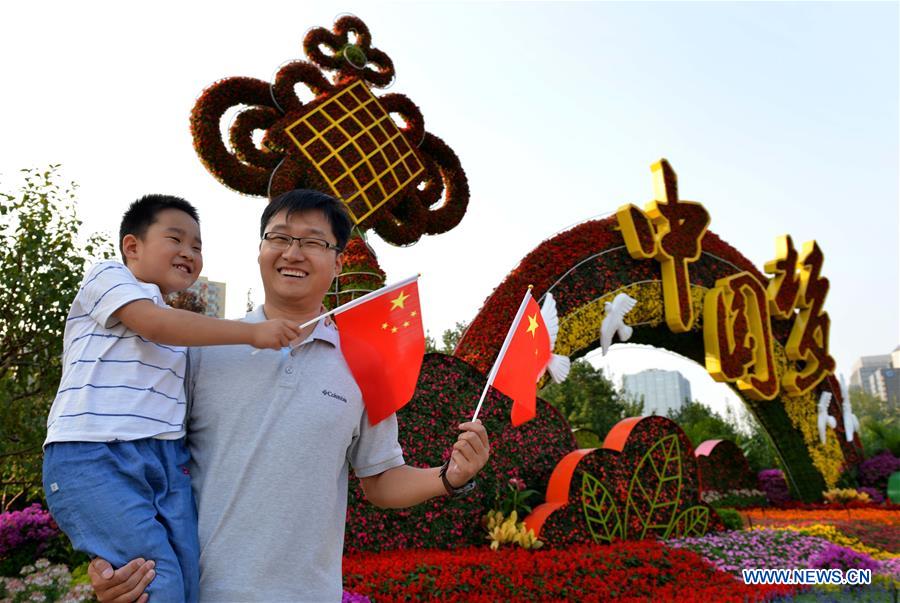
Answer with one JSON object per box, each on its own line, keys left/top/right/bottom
{"left": 809, "top": 543, "right": 881, "bottom": 573}
{"left": 858, "top": 451, "right": 900, "bottom": 491}
{"left": 667, "top": 529, "right": 833, "bottom": 574}
{"left": 342, "top": 590, "right": 371, "bottom": 603}
{"left": 757, "top": 469, "right": 791, "bottom": 506}
{"left": 857, "top": 487, "right": 885, "bottom": 504}
{"left": 0, "top": 504, "right": 60, "bottom": 558}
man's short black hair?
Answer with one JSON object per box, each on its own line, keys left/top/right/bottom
{"left": 119, "top": 194, "right": 200, "bottom": 262}
{"left": 260, "top": 190, "right": 352, "bottom": 251}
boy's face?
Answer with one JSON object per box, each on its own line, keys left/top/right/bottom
{"left": 258, "top": 208, "right": 342, "bottom": 311}
{"left": 122, "top": 208, "right": 203, "bottom": 295}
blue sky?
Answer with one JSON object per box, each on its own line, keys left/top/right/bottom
{"left": 1, "top": 1, "right": 897, "bottom": 416}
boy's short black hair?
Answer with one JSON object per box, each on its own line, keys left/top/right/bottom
{"left": 260, "top": 190, "right": 352, "bottom": 250}
{"left": 119, "top": 195, "right": 200, "bottom": 262}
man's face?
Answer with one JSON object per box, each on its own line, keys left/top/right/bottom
{"left": 258, "top": 209, "right": 342, "bottom": 310}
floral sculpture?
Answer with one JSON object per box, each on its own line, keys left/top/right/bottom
{"left": 191, "top": 15, "right": 469, "bottom": 246}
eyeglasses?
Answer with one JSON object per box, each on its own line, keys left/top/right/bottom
{"left": 262, "top": 232, "right": 342, "bottom": 254}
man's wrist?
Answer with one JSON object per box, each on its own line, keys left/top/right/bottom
{"left": 439, "top": 460, "right": 476, "bottom": 497}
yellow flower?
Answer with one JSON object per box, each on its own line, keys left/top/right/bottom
{"left": 484, "top": 510, "right": 543, "bottom": 551}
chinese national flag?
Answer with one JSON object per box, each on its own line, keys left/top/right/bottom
{"left": 334, "top": 277, "right": 425, "bottom": 425}
{"left": 491, "top": 293, "right": 552, "bottom": 426}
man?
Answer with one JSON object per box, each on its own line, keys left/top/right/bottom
{"left": 89, "top": 189, "right": 490, "bottom": 602}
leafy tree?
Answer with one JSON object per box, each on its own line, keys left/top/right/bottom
{"left": 0, "top": 167, "right": 112, "bottom": 509}
{"left": 850, "top": 389, "right": 899, "bottom": 456}
{"left": 425, "top": 321, "right": 468, "bottom": 354}
{"left": 539, "top": 359, "right": 642, "bottom": 439}
{"left": 667, "top": 400, "right": 742, "bottom": 447}
{"left": 667, "top": 400, "right": 777, "bottom": 473}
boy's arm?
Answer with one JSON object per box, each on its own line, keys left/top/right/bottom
{"left": 115, "top": 300, "right": 299, "bottom": 349}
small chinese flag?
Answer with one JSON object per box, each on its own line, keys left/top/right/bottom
{"left": 334, "top": 276, "right": 425, "bottom": 425}
{"left": 490, "top": 291, "right": 552, "bottom": 426}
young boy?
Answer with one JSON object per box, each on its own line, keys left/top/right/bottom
{"left": 42, "top": 195, "right": 301, "bottom": 602}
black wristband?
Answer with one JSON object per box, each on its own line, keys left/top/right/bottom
{"left": 439, "top": 459, "right": 476, "bottom": 497}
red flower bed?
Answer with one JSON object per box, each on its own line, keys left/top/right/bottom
{"left": 343, "top": 542, "right": 798, "bottom": 602}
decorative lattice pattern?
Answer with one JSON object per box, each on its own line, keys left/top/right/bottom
{"left": 285, "top": 80, "right": 425, "bottom": 224}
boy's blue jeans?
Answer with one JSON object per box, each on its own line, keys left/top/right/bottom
{"left": 43, "top": 438, "right": 200, "bottom": 602}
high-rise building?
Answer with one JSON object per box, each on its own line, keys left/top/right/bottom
{"left": 186, "top": 277, "right": 227, "bottom": 318}
{"left": 622, "top": 369, "right": 692, "bottom": 416}
{"left": 867, "top": 367, "right": 899, "bottom": 408}
{"left": 849, "top": 354, "right": 892, "bottom": 396}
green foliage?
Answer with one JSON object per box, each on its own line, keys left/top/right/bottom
{"left": 667, "top": 400, "right": 741, "bottom": 448}
{"left": 0, "top": 167, "right": 113, "bottom": 509}
{"left": 852, "top": 389, "right": 900, "bottom": 456}
{"left": 540, "top": 359, "right": 642, "bottom": 439}
{"left": 572, "top": 428, "right": 603, "bottom": 448}
{"left": 703, "top": 488, "right": 768, "bottom": 509}
{"left": 666, "top": 400, "right": 777, "bottom": 473}
{"left": 496, "top": 478, "right": 539, "bottom": 517}
{"left": 714, "top": 507, "right": 744, "bottom": 531}
{"left": 835, "top": 465, "right": 859, "bottom": 489}
{"left": 425, "top": 321, "right": 468, "bottom": 354}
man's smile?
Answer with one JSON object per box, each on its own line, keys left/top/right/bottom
{"left": 278, "top": 267, "right": 308, "bottom": 279}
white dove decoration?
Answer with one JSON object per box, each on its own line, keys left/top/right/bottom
{"left": 540, "top": 293, "right": 571, "bottom": 383}
{"left": 600, "top": 293, "right": 638, "bottom": 356}
{"left": 842, "top": 396, "right": 860, "bottom": 443}
{"left": 817, "top": 391, "right": 836, "bottom": 445}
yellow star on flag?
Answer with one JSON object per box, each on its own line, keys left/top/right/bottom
{"left": 526, "top": 313, "right": 540, "bottom": 338}
{"left": 390, "top": 290, "right": 409, "bottom": 310}
{"left": 381, "top": 322, "right": 389, "bottom": 330}
{"left": 391, "top": 326, "right": 398, "bottom": 333}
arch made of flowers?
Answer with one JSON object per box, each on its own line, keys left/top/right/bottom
{"left": 455, "top": 161, "right": 863, "bottom": 502}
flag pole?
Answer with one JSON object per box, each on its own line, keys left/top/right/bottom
{"left": 250, "top": 274, "right": 420, "bottom": 355}
{"left": 471, "top": 285, "right": 533, "bottom": 422}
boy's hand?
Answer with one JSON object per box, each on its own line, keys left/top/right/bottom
{"left": 250, "top": 319, "right": 303, "bottom": 350}
{"left": 88, "top": 557, "right": 154, "bottom": 603}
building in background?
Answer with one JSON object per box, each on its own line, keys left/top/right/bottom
{"left": 186, "top": 276, "right": 227, "bottom": 318}
{"left": 849, "top": 354, "right": 893, "bottom": 396}
{"left": 864, "top": 346, "right": 900, "bottom": 409}
{"left": 849, "top": 347, "right": 900, "bottom": 406}
{"left": 622, "top": 368, "right": 692, "bottom": 416}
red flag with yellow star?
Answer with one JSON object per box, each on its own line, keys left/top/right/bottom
{"left": 334, "top": 276, "right": 425, "bottom": 425}
{"left": 490, "top": 291, "right": 552, "bottom": 426}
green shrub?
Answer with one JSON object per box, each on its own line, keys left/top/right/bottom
{"left": 715, "top": 508, "right": 744, "bottom": 531}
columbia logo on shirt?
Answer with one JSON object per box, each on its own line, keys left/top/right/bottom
{"left": 321, "top": 389, "right": 348, "bottom": 403}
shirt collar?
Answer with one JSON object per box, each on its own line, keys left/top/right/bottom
{"left": 246, "top": 305, "right": 338, "bottom": 348}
